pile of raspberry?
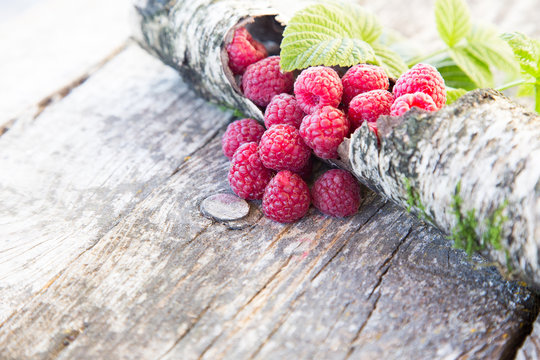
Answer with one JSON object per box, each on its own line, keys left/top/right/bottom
{"left": 223, "top": 27, "right": 446, "bottom": 223}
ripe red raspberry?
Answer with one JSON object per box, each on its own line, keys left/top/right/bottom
{"left": 262, "top": 170, "right": 310, "bottom": 223}
{"left": 390, "top": 92, "right": 438, "bottom": 116}
{"left": 259, "top": 124, "right": 311, "bottom": 172}
{"left": 222, "top": 118, "right": 266, "bottom": 159}
{"left": 294, "top": 66, "right": 343, "bottom": 114}
{"left": 228, "top": 142, "right": 273, "bottom": 200}
{"left": 264, "top": 94, "right": 305, "bottom": 129}
{"left": 312, "top": 169, "right": 362, "bottom": 217}
{"left": 299, "top": 106, "right": 349, "bottom": 159}
{"left": 242, "top": 56, "right": 293, "bottom": 107}
{"left": 226, "top": 27, "right": 268, "bottom": 75}
{"left": 393, "top": 63, "right": 446, "bottom": 110}
{"left": 342, "top": 64, "right": 389, "bottom": 106}
{"left": 348, "top": 90, "right": 394, "bottom": 131}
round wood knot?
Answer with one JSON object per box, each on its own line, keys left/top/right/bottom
{"left": 200, "top": 193, "right": 250, "bottom": 221}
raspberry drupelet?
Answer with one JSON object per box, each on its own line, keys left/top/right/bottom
{"left": 264, "top": 94, "right": 305, "bottom": 129}
{"left": 221, "top": 118, "right": 266, "bottom": 159}
{"left": 258, "top": 124, "right": 311, "bottom": 172}
{"left": 393, "top": 63, "right": 446, "bottom": 110}
{"left": 341, "top": 64, "right": 390, "bottom": 106}
{"left": 312, "top": 169, "right": 362, "bottom": 217}
{"left": 390, "top": 92, "right": 438, "bottom": 116}
{"left": 294, "top": 66, "right": 343, "bottom": 114}
{"left": 226, "top": 27, "right": 268, "bottom": 75}
{"left": 262, "top": 170, "right": 311, "bottom": 223}
{"left": 242, "top": 56, "right": 294, "bottom": 107}
{"left": 228, "top": 142, "right": 273, "bottom": 200}
{"left": 299, "top": 106, "right": 349, "bottom": 159}
{"left": 348, "top": 90, "right": 394, "bottom": 131}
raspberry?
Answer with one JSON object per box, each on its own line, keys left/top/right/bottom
{"left": 264, "top": 94, "right": 305, "bottom": 129}
{"left": 393, "top": 63, "right": 446, "bottom": 110}
{"left": 312, "top": 169, "right": 362, "bottom": 217}
{"left": 299, "top": 106, "right": 349, "bottom": 159}
{"left": 294, "top": 66, "right": 343, "bottom": 114}
{"left": 390, "top": 92, "right": 438, "bottom": 116}
{"left": 226, "top": 27, "right": 268, "bottom": 75}
{"left": 222, "top": 118, "right": 266, "bottom": 159}
{"left": 341, "top": 64, "right": 389, "bottom": 106}
{"left": 262, "top": 170, "right": 310, "bottom": 223}
{"left": 348, "top": 90, "right": 394, "bottom": 131}
{"left": 259, "top": 124, "right": 311, "bottom": 172}
{"left": 228, "top": 142, "right": 273, "bottom": 200}
{"left": 242, "top": 56, "right": 294, "bottom": 107}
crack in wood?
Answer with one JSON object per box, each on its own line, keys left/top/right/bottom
{"left": 345, "top": 223, "right": 414, "bottom": 359}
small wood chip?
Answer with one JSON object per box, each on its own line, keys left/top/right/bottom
{"left": 200, "top": 193, "right": 250, "bottom": 221}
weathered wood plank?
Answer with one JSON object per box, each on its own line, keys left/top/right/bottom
{"left": 0, "top": 45, "right": 233, "bottom": 324}
{"left": 0, "top": 0, "right": 131, "bottom": 129}
{"left": 0, "top": 134, "right": 535, "bottom": 359}
{"left": 0, "top": 44, "right": 536, "bottom": 358}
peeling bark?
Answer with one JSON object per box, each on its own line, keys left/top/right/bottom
{"left": 346, "top": 89, "right": 540, "bottom": 288}
{"left": 132, "top": 1, "right": 540, "bottom": 288}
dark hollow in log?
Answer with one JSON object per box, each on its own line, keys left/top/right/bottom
{"left": 132, "top": 0, "right": 540, "bottom": 289}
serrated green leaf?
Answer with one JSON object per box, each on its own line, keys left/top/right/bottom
{"left": 371, "top": 43, "right": 408, "bottom": 78}
{"left": 502, "top": 32, "right": 540, "bottom": 77}
{"left": 446, "top": 87, "right": 467, "bottom": 104}
{"left": 280, "top": 2, "right": 380, "bottom": 71}
{"left": 434, "top": 0, "right": 471, "bottom": 47}
{"left": 466, "top": 24, "right": 520, "bottom": 76}
{"left": 449, "top": 47, "right": 493, "bottom": 87}
{"left": 433, "top": 56, "right": 477, "bottom": 90}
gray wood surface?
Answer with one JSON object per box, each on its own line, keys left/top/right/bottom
{"left": 0, "top": 44, "right": 537, "bottom": 359}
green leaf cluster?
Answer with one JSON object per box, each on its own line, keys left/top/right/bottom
{"left": 279, "top": 1, "right": 408, "bottom": 78}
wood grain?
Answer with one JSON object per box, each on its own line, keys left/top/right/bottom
{"left": 0, "top": 45, "right": 233, "bottom": 325}
{"left": 0, "top": 44, "right": 537, "bottom": 360}
{"left": 0, "top": 0, "right": 131, "bottom": 129}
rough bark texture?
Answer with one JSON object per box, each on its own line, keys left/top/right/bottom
{"left": 0, "top": 44, "right": 537, "bottom": 360}
{"left": 132, "top": 0, "right": 540, "bottom": 289}
{"left": 346, "top": 90, "right": 540, "bottom": 288}
{"left": 132, "top": 0, "right": 288, "bottom": 121}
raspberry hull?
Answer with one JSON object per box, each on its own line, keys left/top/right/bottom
{"left": 242, "top": 56, "right": 294, "bottom": 107}
{"left": 228, "top": 142, "right": 273, "bottom": 200}
{"left": 262, "top": 170, "right": 311, "bottom": 223}
{"left": 294, "top": 67, "right": 343, "bottom": 114}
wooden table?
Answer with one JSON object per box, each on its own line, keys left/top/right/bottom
{"left": 1, "top": 1, "right": 539, "bottom": 359}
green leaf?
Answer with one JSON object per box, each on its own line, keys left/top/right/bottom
{"left": 446, "top": 87, "right": 467, "bottom": 104}
{"left": 517, "top": 82, "right": 535, "bottom": 97}
{"left": 501, "top": 32, "right": 540, "bottom": 77}
{"left": 449, "top": 47, "right": 493, "bottom": 87}
{"left": 433, "top": 56, "right": 477, "bottom": 90}
{"left": 434, "top": 0, "right": 471, "bottom": 47}
{"left": 280, "top": 2, "right": 380, "bottom": 71}
{"left": 371, "top": 43, "right": 408, "bottom": 78}
{"left": 466, "top": 24, "right": 520, "bottom": 76}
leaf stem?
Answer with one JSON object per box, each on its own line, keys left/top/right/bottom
{"left": 407, "top": 48, "right": 447, "bottom": 67}
{"left": 495, "top": 79, "right": 535, "bottom": 92}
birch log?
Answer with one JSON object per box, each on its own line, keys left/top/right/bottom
{"left": 132, "top": 0, "right": 540, "bottom": 288}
